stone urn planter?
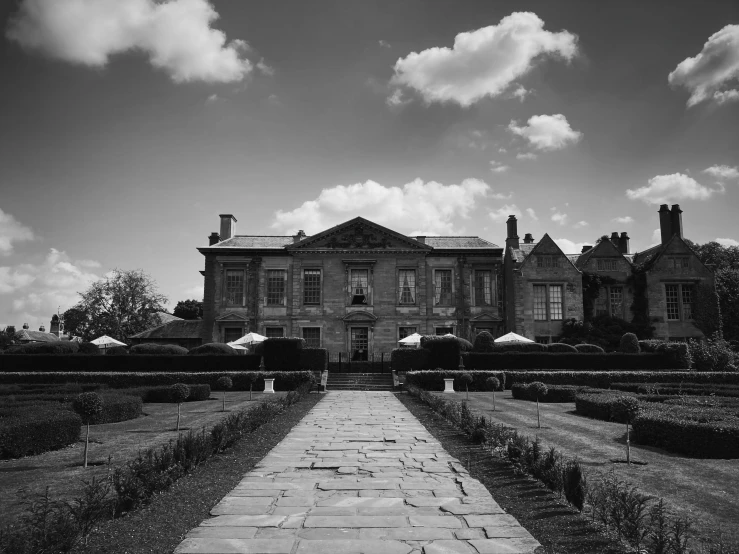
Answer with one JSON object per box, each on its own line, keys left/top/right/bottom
{"left": 263, "top": 378, "right": 275, "bottom": 394}
{"left": 443, "top": 378, "right": 455, "bottom": 393}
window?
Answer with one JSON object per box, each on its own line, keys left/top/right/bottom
{"left": 667, "top": 257, "right": 690, "bottom": 269}
{"left": 398, "top": 270, "right": 416, "bottom": 304}
{"left": 596, "top": 286, "right": 624, "bottom": 318}
{"left": 302, "top": 327, "right": 321, "bottom": 348}
{"left": 266, "top": 270, "right": 286, "bottom": 306}
{"left": 225, "top": 270, "right": 244, "bottom": 305}
{"left": 474, "top": 270, "right": 493, "bottom": 306}
{"left": 350, "top": 269, "right": 369, "bottom": 305}
{"left": 399, "top": 326, "right": 417, "bottom": 340}
{"left": 666, "top": 284, "right": 694, "bottom": 321}
{"left": 535, "top": 336, "right": 550, "bottom": 344}
{"left": 434, "top": 270, "right": 452, "bottom": 305}
{"left": 303, "top": 269, "right": 321, "bottom": 305}
{"left": 265, "top": 327, "right": 284, "bottom": 338}
{"left": 537, "top": 255, "right": 562, "bottom": 268}
{"left": 596, "top": 259, "right": 618, "bottom": 271}
{"left": 224, "top": 327, "right": 243, "bottom": 343}
{"left": 351, "top": 327, "right": 368, "bottom": 360}
{"left": 435, "top": 327, "right": 453, "bottom": 335}
{"left": 533, "top": 284, "right": 564, "bottom": 321}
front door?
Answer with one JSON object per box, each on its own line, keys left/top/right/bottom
{"left": 351, "top": 327, "right": 368, "bottom": 361}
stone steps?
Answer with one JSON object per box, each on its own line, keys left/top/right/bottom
{"left": 326, "top": 373, "right": 394, "bottom": 391}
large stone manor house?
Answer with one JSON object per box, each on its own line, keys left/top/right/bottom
{"left": 190, "top": 204, "right": 713, "bottom": 357}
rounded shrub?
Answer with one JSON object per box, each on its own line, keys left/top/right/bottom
{"left": 106, "top": 345, "right": 128, "bottom": 355}
{"left": 0, "top": 406, "right": 81, "bottom": 459}
{"left": 457, "top": 338, "right": 474, "bottom": 352}
{"left": 546, "top": 343, "right": 578, "bottom": 353}
{"left": 486, "top": 376, "right": 501, "bottom": 391}
{"left": 73, "top": 392, "right": 104, "bottom": 424}
{"left": 217, "top": 376, "right": 233, "bottom": 390}
{"left": 130, "top": 343, "right": 189, "bottom": 355}
{"left": 78, "top": 342, "right": 102, "bottom": 355}
{"left": 169, "top": 383, "right": 190, "bottom": 404}
{"left": 620, "top": 333, "right": 641, "bottom": 353}
{"left": 473, "top": 331, "right": 495, "bottom": 352}
{"left": 529, "top": 381, "right": 549, "bottom": 399}
{"left": 612, "top": 395, "right": 640, "bottom": 423}
{"left": 98, "top": 394, "right": 142, "bottom": 423}
{"left": 5, "top": 341, "right": 80, "bottom": 354}
{"left": 189, "top": 343, "right": 237, "bottom": 356}
{"left": 575, "top": 343, "right": 605, "bottom": 353}
{"left": 497, "top": 342, "right": 547, "bottom": 352}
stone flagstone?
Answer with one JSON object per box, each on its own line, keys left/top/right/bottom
{"left": 174, "top": 391, "right": 540, "bottom": 554}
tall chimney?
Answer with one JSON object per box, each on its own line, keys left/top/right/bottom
{"left": 23, "top": 323, "right": 29, "bottom": 330}
{"left": 618, "top": 232, "right": 630, "bottom": 254}
{"left": 523, "top": 233, "right": 534, "bottom": 244}
{"left": 581, "top": 245, "right": 593, "bottom": 253}
{"left": 293, "top": 230, "right": 306, "bottom": 243}
{"left": 670, "top": 204, "right": 683, "bottom": 240}
{"left": 219, "top": 214, "right": 237, "bottom": 241}
{"left": 208, "top": 232, "right": 220, "bottom": 246}
{"left": 50, "top": 315, "right": 60, "bottom": 336}
{"left": 658, "top": 204, "right": 672, "bottom": 245}
{"left": 506, "top": 215, "right": 519, "bottom": 249}
{"left": 610, "top": 232, "right": 620, "bottom": 246}
{"left": 39, "top": 325, "right": 45, "bottom": 332}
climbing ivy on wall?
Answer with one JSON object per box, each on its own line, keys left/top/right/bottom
{"left": 691, "top": 282, "right": 722, "bottom": 338}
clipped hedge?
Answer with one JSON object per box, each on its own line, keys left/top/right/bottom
{"left": 503, "top": 371, "right": 739, "bottom": 389}
{"left": 299, "top": 348, "right": 328, "bottom": 372}
{"left": 639, "top": 340, "right": 692, "bottom": 369}
{"left": 262, "top": 338, "right": 304, "bottom": 371}
{"left": 0, "top": 406, "right": 81, "bottom": 459}
{"left": 97, "top": 394, "right": 143, "bottom": 423}
{"left": 611, "top": 381, "right": 739, "bottom": 398}
{"left": 130, "top": 343, "right": 189, "bottom": 355}
{"left": 495, "top": 342, "right": 547, "bottom": 353}
{"left": 633, "top": 403, "right": 739, "bottom": 458}
{"left": 420, "top": 336, "right": 460, "bottom": 370}
{"left": 0, "top": 354, "right": 261, "bottom": 372}
{"left": 405, "top": 370, "right": 505, "bottom": 391}
{"left": 574, "top": 344, "right": 605, "bottom": 353}
{"left": 188, "top": 343, "right": 236, "bottom": 355}
{"left": 78, "top": 342, "right": 102, "bottom": 355}
{"left": 511, "top": 383, "right": 584, "bottom": 403}
{"left": 575, "top": 391, "right": 639, "bottom": 422}
{"left": 0, "top": 371, "right": 314, "bottom": 391}
{"left": 391, "top": 348, "right": 431, "bottom": 372}
{"left": 463, "top": 352, "right": 673, "bottom": 370}
{"left": 121, "top": 384, "right": 211, "bottom": 403}
{"left": 547, "top": 343, "right": 579, "bottom": 353}
{"left": 5, "top": 341, "right": 80, "bottom": 354}
{"left": 106, "top": 346, "right": 128, "bottom": 356}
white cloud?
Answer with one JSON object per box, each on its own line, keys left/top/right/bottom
{"left": 573, "top": 220, "right": 588, "bottom": 229}
{"left": 0, "top": 248, "right": 100, "bottom": 330}
{"left": 498, "top": 147, "right": 507, "bottom": 153}
{"left": 651, "top": 228, "right": 661, "bottom": 246}
{"left": 516, "top": 152, "right": 538, "bottom": 161}
{"left": 704, "top": 165, "right": 739, "bottom": 180}
{"left": 386, "top": 89, "right": 410, "bottom": 108}
{"left": 551, "top": 211, "right": 568, "bottom": 225}
{"left": 553, "top": 238, "right": 587, "bottom": 254}
{"left": 612, "top": 216, "right": 634, "bottom": 224}
{"left": 668, "top": 25, "right": 739, "bottom": 107}
{"left": 272, "top": 178, "right": 490, "bottom": 236}
{"left": 389, "top": 12, "right": 577, "bottom": 107}
{"left": 716, "top": 238, "right": 739, "bottom": 247}
{"left": 0, "top": 208, "right": 34, "bottom": 255}
{"left": 489, "top": 204, "right": 521, "bottom": 222}
{"left": 489, "top": 160, "right": 510, "bottom": 173}
{"left": 6, "top": 0, "right": 253, "bottom": 84}
{"left": 378, "top": 40, "right": 391, "bottom": 49}
{"left": 267, "top": 94, "right": 281, "bottom": 106}
{"left": 491, "top": 191, "right": 513, "bottom": 200}
{"left": 526, "top": 208, "right": 538, "bottom": 220}
{"left": 508, "top": 114, "right": 582, "bottom": 151}
{"left": 511, "top": 85, "right": 530, "bottom": 101}
{"left": 205, "top": 93, "right": 220, "bottom": 103}
{"left": 626, "top": 173, "right": 718, "bottom": 204}
{"left": 256, "top": 58, "right": 274, "bottom": 76}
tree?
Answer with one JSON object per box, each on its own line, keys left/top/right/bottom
{"left": 63, "top": 269, "right": 167, "bottom": 342}
{"left": 245, "top": 372, "right": 257, "bottom": 401}
{"left": 173, "top": 299, "right": 203, "bottom": 320}
{"left": 529, "top": 382, "right": 548, "bottom": 428}
{"left": 0, "top": 327, "right": 17, "bottom": 350}
{"left": 486, "top": 376, "right": 500, "bottom": 412}
{"left": 613, "top": 397, "right": 640, "bottom": 465}
{"left": 216, "top": 376, "right": 233, "bottom": 411}
{"left": 169, "top": 383, "right": 190, "bottom": 432}
{"left": 460, "top": 373, "right": 473, "bottom": 401}
{"left": 73, "top": 392, "right": 103, "bottom": 468}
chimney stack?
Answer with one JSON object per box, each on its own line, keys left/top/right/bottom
{"left": 208, "top": 232, "right": 220, "bottom": 246}
{"left": 618, "top": 232, "right": 630, "bottom": 254}
{"left": 523, "top": 233, "right": 534, "bottom": 244}
{"left": 610, "top": 232, "right": 620, "bottom": 248}
{"left": 219, "top": 214, "right": 237, "bottom": 241}
{"left": 23, "top": 323, "right": 29, "bottom": 330}
{"left": 506, "top": 215, "right": 520, "bottom": 249}
{"left": 670, "top": 204, "right": 683, "bottom": 240}
{"left": 50, "top": 315, "right": 60, "bottom": 336}
{"left": 658, "top": 204, "right": 672, "bottom": 245}
{"left": 293, "top": 230, "right": 307, "bottom": 243}
{"left": 581, "top": 245, "right": 593, "bottom": 253}
{"left": 39, "top": 325, "right": 45, "bottom": 332}
{"left": 415, "top": 236, "right": 426, "bottom": 244}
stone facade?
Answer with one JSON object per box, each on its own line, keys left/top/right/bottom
{"left": 198, "top": 217, "right": 503, "bottom": 355}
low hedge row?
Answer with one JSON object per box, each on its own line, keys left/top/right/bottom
{"left": 0, "top": 406, "right": 81, "bottom": 459}
{"left": 0, "top": 371, "right": 314, "bottom": 391}
{"left": 404, "top": 370, "right": 505, "bottom": 391}
{"left": 633, "top": 403, "right": 739, "bottom": 458}
{"left": 0, "top": 354, "right": 262, "bottom": 373}
{"left": 611, "top": 382, "right": 739, "bottom": 398}
{"left": 463, "top": 352, "right": 673, "bottom": 370}
{"left": 298, "top": 348, "right": 328, "bottom": 372}
{"left": 510, "top": 383, "right": 585, "bottom": 403}
{"left": 263, "top": 338, "right": 304, "bottom": 371}
{"left": 575, "top": 391, "right": 639, "bottom": 423}
{"left": 95, "top": 394, "right": 143, "bottom": 423}
{"left": 119, "top": 384, "right": 211, "bottom": 403}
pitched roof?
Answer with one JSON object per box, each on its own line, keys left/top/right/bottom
{"left": 16, "top": 330, "right": 61, "bottom": 343}
{"left": 129, "top": 320, "right": 203, "bottom": 340}
{"left": 154, "top": 312, "right": 183, "bottom": 325}
{"left": 508, "top": 243, "right": 537, "bottom": 263}
{"left": 421, "top": 237, "right": 500, "bottom": 249}
{"left": 214, "top": 236, "right": 295, "bottom": 249}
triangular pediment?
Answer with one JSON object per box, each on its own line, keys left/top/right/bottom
{"left": 522, "top": 234, "right": 580, "bottom": 271}
{"left": 287, "top": 217, "right": 431, "bottom": 251}
{"left": 577, "top": 238, "right": 630, "bottom": 269}
{"left": 215, "top": 312, "right": 249, "bottom": 322}
{"left": 470, "top": 312, "right": 503, "bottom": 322}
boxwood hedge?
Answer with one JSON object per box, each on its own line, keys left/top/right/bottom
{"left": 0, "top": 405, "right": 81, "bottom": 459}
{"left": 119, "top": 384, "right": 211, "bottom": 403}
{"left": 511, "top": 383, "right": 585, "bottom": 402}
{"left": 405, "top": 370, "right": 505, "bottom": 391}
{"left": 463, "top": 352, "right": 673, "bottom": 370}
{"left": 299, "top": 348, "right": 328, "bottom": 372}
{"left": 0, "top": 354, "right": 261, "bottom": 372}
{"left": 96, "top": 394, "right": 143, "bottom": 423}
{"left": 262, "top": 338, "right": 304, "bottom": 371}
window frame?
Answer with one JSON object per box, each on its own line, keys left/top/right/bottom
{"left": 265, "top": 326, "right": 285, "bottom": 338}
{"left": 349, "top": 268, "right": 371, "bottom": 306}
{"left": 223, "top": 327, "right": 244, "bottom": 343}
{"left": 435, "top": 326, "right": 454, "bottom": 336}
{"left": 665, "top": 283, "right": 694, "bottom": 321}
{"left": 532, "top": 283, "right": 565, "bottom": 321}
{"left": 536, "top": 255, "right": 563, "bottom": 269}
{"left": 433, "top": 269, "right": 454, "bottom": 306}
{"left": 473, "top": 269, "right": 495, "bottom": 307}
{"left": 266, "top": 269, "right": 287, "bottom": 306}
{"left": 302, "top": 268, "right": 322, "bottom": 306}
{"left": 595, "top": 285, "right": 625, "bottom": 318}
{"left": 596, "top": 258, "right": 619, "bottom": 271}
{"left": 301, "top": 326, "right": 321, "bottom": 348}
{"left": 667, "top": 257, "right": 690, "bottom": 270}
{"left": 224, "top": 268, "right": 246, "bottom": 307}
{"left": 397, "top": 269, "right": 417, "bottom": 305}
{"left": 398, "top": 326, "right": 418, "bottom": 340}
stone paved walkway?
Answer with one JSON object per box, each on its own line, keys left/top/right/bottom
{"left": 174, "top": 392, "right": 540, "bottom": 554}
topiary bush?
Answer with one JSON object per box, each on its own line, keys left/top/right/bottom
{"left": 130, "top": 343, "right": 188, "bottom": 355}
{"left": 405, "top": 370, "right": 505, "bottom": 392}
{"left": 262, "top": 338, "right": 305, "bottom": 371}
{"left": 299, "top": 348, "right": 329, "bottom": 371}
{"left": 78, "top": 342, "right": 102, "bottom": 355}
{"left": 390, "top": 348, "right": 430, "bottom": 371}
{"left": 511, "top": 383, "right": 583, "bottom": 403}
{"left": 574, "top": 343, "right": 605, "bottom": 353}
{"left": 188, "top": 343, "right": 236, "bottom": 355}
{"left": 496, "top": 342, "right": 547, "bottom": 352}
{"left": 473, "top": 331, "right": 496, "bottom": 352}
{"left": 170, "top": 383, "right": 190, "bottom": 432}
{"left": 217, "top": 376, "right": 233, "bottom": 411}
{"left": 546, "top": 343, "right": 578, "bottom": 353}
{"left": 688, "top": 336, "right": 737, "bottom": 372}
{"left": 5, "top": 341, "right": 79, "bottom": 354}
{"left": 620, "top": 333, "right": 641, "bottom": 353}
{"left": 73, "top": 392, "right": 104, "bottom": 468}
{"left": 639, "top": 340, "right": 692, "bottom": 369}
{"left": 97, "top": 394, "right": 143, "bottom": 423}
{"left": 0, "top": 406, "right": 81, "bottom": 459}
{"left": 106, "top": 346, "right": 128, "bottom": 356}
{"left": 420, "top": 336, "right": 460, "bottom": 370}
{"left": 486, "top": 376, "right": 501, "bottom": 391}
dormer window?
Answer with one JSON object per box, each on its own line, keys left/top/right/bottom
{"left": 596, "top": 259, "right": 619, "bottom": 271}
{"left": 536, "top": 255, "right": 562, "bottom": 268}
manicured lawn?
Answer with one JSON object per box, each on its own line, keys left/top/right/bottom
{"left": 438, "top": 390, "right": 739, "bottom": 545}
{"left": 0, "top": 390, "right": 285, "bottom": 525}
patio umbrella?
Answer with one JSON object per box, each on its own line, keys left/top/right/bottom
{"left": 226, "top": 342, "right": 248, "bottom": 350}
{"left": 90, "top": 335, "right": 127, "bottom": 350}
{"left": 494, "top": 332, "right": 534, "bottom": 343}
{"left": 398, "top": 332, "right": 422, "bottom": 346}
{"left": 230, "top": 332, "right": 267, "bottom": 346}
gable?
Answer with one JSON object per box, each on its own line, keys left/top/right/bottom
{"left": 578, "top": 239, "right": 631, "bottom": 271}
{"left": 287, "top": 217, "right": 431, "bottom": 251}
{"left": 649, "top": 235, "right": 712, "bottom": 274}
{"left": 521, "top": 234, "right": 579, "bottom": 272}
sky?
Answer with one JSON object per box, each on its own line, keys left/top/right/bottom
{"left": 1, "top": 0, "right": 738, "bottom": 331}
